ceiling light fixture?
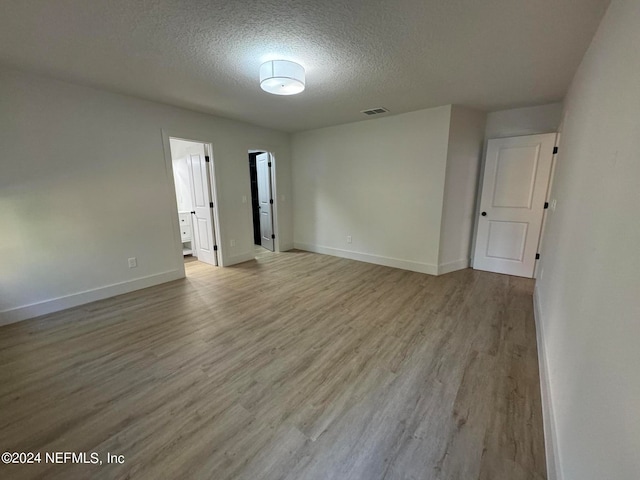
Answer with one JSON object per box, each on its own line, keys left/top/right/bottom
{"left": 259, "top": 60, "right": 305, "bottom": 95}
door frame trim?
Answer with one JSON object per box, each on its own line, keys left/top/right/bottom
{"left": 162, "top": 130, "right": 223, "bottom": 269}
{"left": 533, "top": 133, "right": 561, "bottom": 279}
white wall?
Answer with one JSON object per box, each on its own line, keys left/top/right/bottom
{"left": 535, "top": 0, "right": 640, "bottom": 478}
{"left": 0, "top": 69, "right": 291, "bottom": 324}
{"left": 438, "top": 106, "right": 486, "bottom": 273}
{"left": 485, "top": 102, "right": 563, "bottom": 140}
{"left": 292, "top": 106, "right": 452, "bottom": 274}
{"left": 170, "top": 139, "right": 202, "bottom": 213}
{"left": 172, "top": 156, "right": 193, "bottom": 213}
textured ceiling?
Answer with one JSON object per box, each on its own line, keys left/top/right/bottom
{"left": 0, "top": 0, "right": 610, "bottom": 132}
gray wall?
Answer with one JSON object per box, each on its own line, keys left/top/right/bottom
{"left": 536, "top": 0, "right": 640, "bottom": 478}
{"left": 0, "top": 69, "right": 292, "bottom": 323}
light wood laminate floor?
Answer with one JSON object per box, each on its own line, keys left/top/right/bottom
{"left": 0, "top": 250, "right": 546, "bottom": 480}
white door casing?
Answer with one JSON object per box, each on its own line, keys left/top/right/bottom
{"left": 188, "top": 150, "right": 218, "bottom": 266}
{"left": 473, "top": 133, "right": 556, "bottom": 277}
{"left": 257, "top": 152, "right": 274, "bottom": 251}
{"left": 203, "top": 145, "right": 220, "bottom": 265}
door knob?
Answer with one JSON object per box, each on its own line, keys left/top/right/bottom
{"left": 481, "top": 211, "right": 487, "bottom": 216}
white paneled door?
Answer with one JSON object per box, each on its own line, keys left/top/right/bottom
{"left": 257, "top": 152, "right": 275, "bottom": 251}
{"left": 188, "top": 151, "right": 218, "bottom": 266}
{"left": 473, "top": 133, "right": 556, "bottom": 277}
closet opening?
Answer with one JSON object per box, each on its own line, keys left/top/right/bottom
{"left": 248, "top": 150, "right": 278, "bottom": 259}
{"left": 169, "top": 137, "right": 221, "bottom": 270}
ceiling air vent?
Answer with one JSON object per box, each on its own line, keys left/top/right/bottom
{"left": 361, "top": 107, "right": 389, "bottom": 116}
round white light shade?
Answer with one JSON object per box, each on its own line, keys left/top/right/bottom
{"left": 259, "top": 60, "right": 305, "bottom": 95}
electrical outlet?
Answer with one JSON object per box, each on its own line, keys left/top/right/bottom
{"left": 128, "top": 257, "right": 137, "bottom": 268}
{"left": 230, "top": 239, "right": 236, "bottom": 247}
{"left": 550, "top": 199, "right": 557, "bottom": 211}
{"left": 346, "top": 235, "right": 352, "bottom": 244}
{"left": 242, "top": 195, "right": 247, "bottom": 204}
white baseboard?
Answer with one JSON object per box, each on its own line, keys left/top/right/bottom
{"left": 279, "top": 242, "right": 294, "bottom": 252}
{"left": 437, "top": 258, "right": 470, "bottom": 275}
{"left": 223, "top": 252, "right": 256, "bottom": 266}
{"left": 0, "top": 269, "right": 184, "bottom": 326}
{"left": 533, "top": 285, "right": 561, "bottom": 480}
{"left": 222, "top": 243, "right": 293, "bottom": 267}
{"left": 293, "top": 242, "right": 438, "bottom": 275}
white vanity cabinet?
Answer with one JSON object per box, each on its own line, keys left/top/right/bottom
{"left": 178, "top": 211, "right": 194, "bottom": 255}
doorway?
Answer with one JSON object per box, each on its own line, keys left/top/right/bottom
{"left": 169, "top": 137, "right": 220, "bottom": 267}
{"left": 472, "top": 133, "right": 557, "bottom": 278}
{"left": 248, "top": 150, "right": 277, "bottom": 255}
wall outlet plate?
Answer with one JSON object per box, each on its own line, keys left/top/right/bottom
{"left": 347, "top": 236, "right": 352, "bottom": 244}
{"left": 128, "top": 257, "right": 137, "bottom": 268}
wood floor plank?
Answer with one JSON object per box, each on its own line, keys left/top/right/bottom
{"left": 0, "top": 250, "right": 546, "bottom": 479}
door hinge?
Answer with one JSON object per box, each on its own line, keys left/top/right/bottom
{"left": 209, "top": 202, "right": 214, "bottom": 208}
{"left": 205, "top": 156, "right": 210, "bottom": 162}
{"left": 213, "top": 245, "right": 218, "bottom": 251}
{"left": 269, "top": 199, "right": 273, "bottom": 204}
{"left": 544, "top": 202, "right": 549, "bottom": 209}
{"left": 535, "top": 253, "right": 540, "bottom": 260}
{"left": 268, "top": 162, "right": 272, "bottom": 167}
{"left": 553, "top": 147, "right": 558, "bottom": 154}
{"left": 271, "top": 234, "right": 275, "bottom": 239}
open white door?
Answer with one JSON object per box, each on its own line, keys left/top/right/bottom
{"left": 256, "top": 152, "right": 274, "bottom": 251}
{"left": 473, "top": 133, "right": 556, "bottom": 278}
{"left": 188, "top": 149, "right": 218, "bottom": 266}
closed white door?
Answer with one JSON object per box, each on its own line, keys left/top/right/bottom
{"left": 188, "top": 152, "right": 218, "bottom": 266}
{"left": 256, "top": 153, "right": 274, "bottom": 251}
{"left": 473, "top": 133, "right": 556, "bottom": 277}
